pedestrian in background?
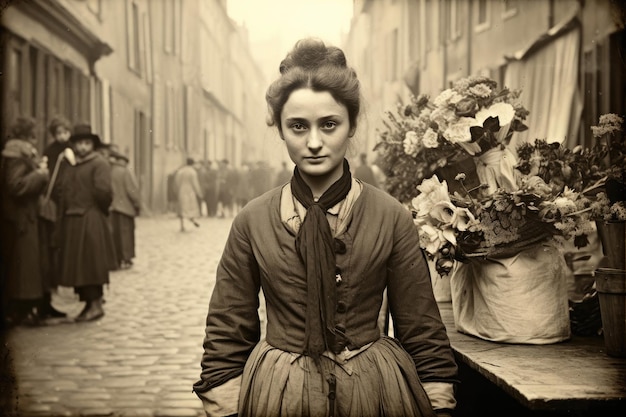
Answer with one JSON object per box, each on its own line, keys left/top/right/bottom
{"left": 201, "top": 160, "right": 219, "bottom": 217}
{"left": 175, "top": 157, "right": 202, "bottom": 231}
{"left": 353, "top": 152, "right": 379, "bottom": 188}
{"left": 58, "top": 124, "right": 116, "bottom": 322}
{"left": 0, "top": 117, "right": 50, "bottom": 327}
{"left": 194, "top": 38, "right": 458, "bottom": 417}
{"left": 39, "top": 115, "right": 74, "bottom": 319}
{"left": 216, "top": 159, "right": 237, "bottom": 218}
{"left": 235, "top": 162, "right": 252, "bottom": 212}
{"left": 109, "top": 149, "right": 141, "bottom": 269}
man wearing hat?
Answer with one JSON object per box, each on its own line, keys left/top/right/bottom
{"left": 109, "top": 149, "right": 141, "bottom": 270}
{"left": 57, "top": 123, "right": 116, "bottom": 322}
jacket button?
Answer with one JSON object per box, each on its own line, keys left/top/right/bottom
{"left": 337, "top": 302, "right": 347, "bottom": 313}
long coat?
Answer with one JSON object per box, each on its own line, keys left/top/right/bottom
{"left": 0, "top": 139, "right": 49, "bottom": 300}
{"left": 175, "top": 165, "right": 202, "bottom": 219}
{"left": 58, "top": 152, "right": 116, "bottom": 287}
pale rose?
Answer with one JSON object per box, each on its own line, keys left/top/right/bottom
{"left": 422, "top": 128, "right": 439, "bottom": 148}
{"left": 450, "top": 207, "right": 477, "bottom": 231}
{"left": 429, "top": 201, "right": 457, "bottom": 225}
{"left": 418, "top": 224, "right": 446, "bottom": 255}
{"left": 443, "top": 117, "right": 477, "bottom": 143}
{"left": 433, "top": 89, "right": 455, "bottom": 107}
{"left": 412, "top": 176, "right": 451, "bottom": 218}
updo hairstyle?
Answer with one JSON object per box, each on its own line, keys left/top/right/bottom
{"left": 266, "top": 38, "right": 361, "bottom": 135}
{"left": 48, "top": 115, "right": 72, "bottom": 136}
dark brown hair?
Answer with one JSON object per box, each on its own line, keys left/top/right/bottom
{"left": 266, "top": 38, "right": 361, "bottom": 135}
{"left": 9, "top": 117, "right": 37, "bottom": 141}
{"left": 48, "top": 115, "right": 71, "bottom": 136}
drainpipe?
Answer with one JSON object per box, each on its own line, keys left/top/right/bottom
{"left": 548, "top": 0, "right": 555, "bottom": 28}
{"left": 467, "top": 0, "right": 473, "bottom": 76}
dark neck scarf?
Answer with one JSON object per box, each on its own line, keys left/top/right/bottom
{"left": 291, "top": 159, "right": 352, "bottom": 357}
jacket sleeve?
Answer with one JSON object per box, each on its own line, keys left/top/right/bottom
{"left": 124, "top": 169, "right": 142, "bottom": 213}
{"left": 194, "top": 210, "right": 261, "bottom": 393}
{"left": 4, "top": 158, "right": 48, "bottom": 198}
{"left": 93, "top": 157, "right": 113, "bottom": 213}
{"left": 386, "top": 207, "right": 458, "bottom": 385}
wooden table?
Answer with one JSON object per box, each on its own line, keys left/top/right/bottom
{"left": 437, "top": 301, "right": 626, "bottom": 414}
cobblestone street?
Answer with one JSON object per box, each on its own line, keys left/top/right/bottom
{"left": 5, "top": 215, "right": 246, "bottom": 417}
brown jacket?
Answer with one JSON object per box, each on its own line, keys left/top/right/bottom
{"left": 195, "top": 183, "right": 457, "bottom": 391}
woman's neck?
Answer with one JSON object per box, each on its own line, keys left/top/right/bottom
{"left": 301, "top": 171, "right": 343, "bottom": 200}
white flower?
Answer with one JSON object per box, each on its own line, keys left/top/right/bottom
{"left": 444, "top": 117, "right": 478, "bottom": 143}
{"left": 475, "top": 102, "right": 515, "bottom": 126}
{"left": 403, "top": 131, "right": 420, "bottom": 157}
{"left": 451, "top": 207, "right": 476, "bottom": 231}
{"left": 433, "top": 89, "right": 455, "bottom": 107}
{"left": 422, "top": 128, "right": 439, "bottom": 148}
{"left": 412, "top": 176, "right": 452, "bottom": 218}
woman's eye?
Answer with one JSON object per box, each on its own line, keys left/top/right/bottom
{"left": 322, "top": 121, "right": 337, "bottom": 130}
{"left": 291, "top": 123, "right": 307, "bottom": 131}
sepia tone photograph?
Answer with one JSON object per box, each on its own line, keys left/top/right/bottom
{"left": 0, "top": 0, "right": 625, "bottom": 416}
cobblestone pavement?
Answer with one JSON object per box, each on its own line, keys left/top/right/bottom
{"left": 5, "top": 215, "right": 254, "bottom": 417}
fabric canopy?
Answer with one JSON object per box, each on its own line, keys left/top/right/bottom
{"left": 504, "top": 14, "right": 583, "bottom": 151}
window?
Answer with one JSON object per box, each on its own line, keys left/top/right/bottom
{"left": 163, "top": 0, "right": 176, "bottom": 54}
{"left": 475, "top": 0, "right": 490, "bottom": 32}
{"left": 502, "top": 0, "right": 518, "bottom": 19}
{"left": 445, "top": 0, "right": 461, "bottom": 42}
{"left": 126, "top": 0, "right": 142, "bottom": 73}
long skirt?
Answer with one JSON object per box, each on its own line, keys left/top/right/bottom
{"left": 111, "top": 212, "right": 135, "bottom": 261}
{"left": 239, "top": 337, "right": 436, "bottom": 417}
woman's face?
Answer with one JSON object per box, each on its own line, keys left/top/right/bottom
{"left": 54, "top": 126, "right": 71, "bottom": 143}
{"left": 280, "top": 88, "right": 354, "bottom": 190}
{"left": 74, "top": 139, "right": 94, "bottom": 158}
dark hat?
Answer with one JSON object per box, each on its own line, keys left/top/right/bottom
{"left": 69, "top": 123, "right": 103, "bottom": 148}
{"left": 109, "top": 149, "right": 129, "bottom": 162}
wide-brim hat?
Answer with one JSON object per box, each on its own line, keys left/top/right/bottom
{"left": 69, "top": 123, "right": 103, "bottom": 148}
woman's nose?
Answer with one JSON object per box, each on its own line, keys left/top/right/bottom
{"left": 307, "top": 128, "right": 323, "bottom": 150}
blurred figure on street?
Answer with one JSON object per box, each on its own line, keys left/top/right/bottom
{"left": 1, "top": 117, "right": 50, "bottom": 327}
{"left": 353, "top": 152, "right": 379, "bottom": 188}
{"left": 194, "top": 160, "right": 207, "bottom": 216}
{"left": 201, "top": 160, "right": 219, "bottom": 217}
{"left": 175, "top": 157, "right": 202, "bottom": 231}
{"left": 235, "top": 162, "right": 252, "bottom": 212}
{"left": 39, "top": 115, "right": 74, "bottom": 320}
{"left": 274, "top": 160, "right": 292, "bottom": 187}
{"left": 216, "top": 159, "right": 237, "bottom": 218}
{"left": 194, "top": 38, "right": 457, "bottom": 417}
{"left": 58, "top": 123, "right": 116, "bottom": 322}
{"left": 109, "top": 150, "right": 141, "bottom": 270}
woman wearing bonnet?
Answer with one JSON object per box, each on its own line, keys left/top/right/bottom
{"left": 194, "top": 38, "right": 458, "bottom": 417}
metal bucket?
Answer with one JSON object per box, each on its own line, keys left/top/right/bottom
{"left": 596, "top": 221, "right": 626, "bottom": 270}
{"left": 595, "top": 268, "right": 626, "bottom": 357}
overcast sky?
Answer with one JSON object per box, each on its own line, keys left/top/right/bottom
{"left": 227, "top": 0, "right": 354, "bottom": 52}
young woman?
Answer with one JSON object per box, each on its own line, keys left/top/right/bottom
{"left": 194, "top": 38, "right": 458, "bottom": 417}
{"left": 58, "top": 124, "right": 116, "bottom": 322}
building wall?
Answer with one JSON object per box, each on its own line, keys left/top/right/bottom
{"left": 344, "top": 0, "right": 624, "bottom": 155}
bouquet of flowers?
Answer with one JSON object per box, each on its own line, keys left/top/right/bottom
{"left": 375, "top": 75, "right": 529, "bottom": 202}
{"left": 412, "top": 173, "right": 596, "bottom": 275}
{"left": 516, "top": 113, "right": 626, "bottom": 221}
